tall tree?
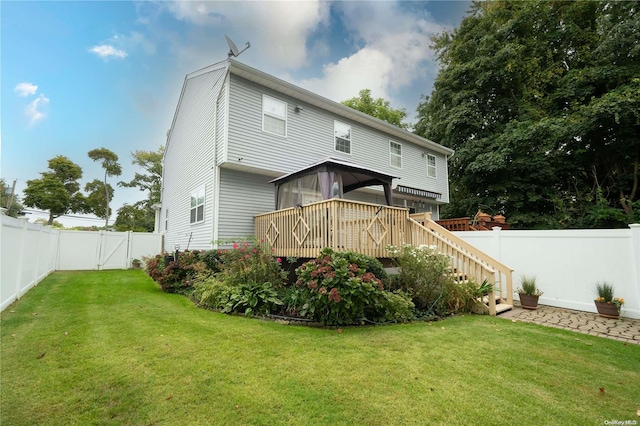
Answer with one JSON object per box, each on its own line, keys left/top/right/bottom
{"left": 84, "top": 179, "right": 114, "bottom": 226}
{"left": 23, "top": 156, "right": 84, "bottom": 225}
{"left": 0, "top": 178, "right": 25, "bottom": 217}
{"left": 416, "top": 0, "right": 639, "bottom": 228}
{"left": 341, "top": 89, "right": 410, "bottom": 129}
{"left": 88, "top": 148, "right": 122, "bottom": 229}
{"left": 118, "top": 146, "right": 163, "bottom": 232}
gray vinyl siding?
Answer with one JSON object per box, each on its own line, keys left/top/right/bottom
{"left": 215, "top": 76, "right": 229, "bottom": 165}
{"left": 162, "top": 67, "right": 226, "bottom": 251}
{"left": 226, "top": 75, "right": 449, "bottom": 203}
{"left": 217, "top": 168, "right": 274, "bottom": 243}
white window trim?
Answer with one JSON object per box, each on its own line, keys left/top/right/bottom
{"left": 262, "top": 94, "right": 287, "bottom": 137}
{"left": 334, "top": 120, "right": 352, "bottom": 155}
{"left": 190, "top": 186, "right": 205, "bottom": 225}
{"left": 427, "top": 153, "right": 437, "bottom": 178}
{"left": 389, "top": 140, "right": 402, "bottom": 169}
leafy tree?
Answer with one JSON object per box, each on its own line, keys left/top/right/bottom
{"left": 342, "top": 89, "right": 410, "bottom": 129}
{"left": 114, "top": 202, "right": 155, "bottom": 232}
{"left": 88, "top": 148, "right": 122, "bottom": 229}
{"left": 416, "top": 0, "right": 639, "bottom": 229}
{"left": 118, "top": 146, "right": 163, "bottom": 231}
{"left": 84, "top": 179, "right": 115, "bottom": 223}
{"left": 23, "top": 156, "right": 84, "bottom": 225}
{"left": 0, "top": 178, "right": 25, "bottom": 217}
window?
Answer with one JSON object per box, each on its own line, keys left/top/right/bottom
{"left": 389, "top": 141, "right": 402, "bottom": 168}
{"left": 334, "top": 121, "right": 351, "bottom": 154}
{"left": 427, "top": 154, "right": 437, "bottom": 178}
{"left": 262, "top": 95, "right": 287, "bottom": 136}
{"left": 190, "top": 187, "right": 205, "bottom": 224}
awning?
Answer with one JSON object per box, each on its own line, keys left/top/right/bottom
{"left": 394, "top": 185, "right": 442, "bottom": 200}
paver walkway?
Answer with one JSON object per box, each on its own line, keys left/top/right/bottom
{"left": 499, "top": 305, "right": 640, "bottom": 345}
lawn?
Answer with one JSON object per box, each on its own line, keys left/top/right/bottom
{"left": 1, "top": 271, "right": 638, "bottom": 425}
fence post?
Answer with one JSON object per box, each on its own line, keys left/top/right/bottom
{"left": 630, "top": 224, "right": 640, "bottom": 317}
{"left": 15, "top": 219, "right": 28, "bottom": 299}
{"left": 491, "top": 226, "right": 502, "bottom": 261}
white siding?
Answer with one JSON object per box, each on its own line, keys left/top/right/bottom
{"left": 226, "top": 75, "right": 450, "bottom": 203}
{"left": 162, "top": 67, "right": 227, "bottom": 251}
{"left": 217, "top": 168, "right": 274, "bottom": 242}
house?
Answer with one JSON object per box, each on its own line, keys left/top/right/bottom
{"left": 160, "top": 58, "right": 453, "bottom": 252}
{"left": 159, "top": 58, "right": 513, "bottom": 316}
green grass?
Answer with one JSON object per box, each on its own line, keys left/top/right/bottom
{"left": 2, "top": 271, "right": 639, "bottom": 425}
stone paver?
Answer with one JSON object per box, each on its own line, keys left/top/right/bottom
{"left": 499, "top": 304, "right": 640, "bottom": 345}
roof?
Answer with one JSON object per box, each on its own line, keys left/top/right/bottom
{"left": 270, "top": 157, "right": 399, "bottom": 194}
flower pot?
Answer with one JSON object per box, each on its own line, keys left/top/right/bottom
{"left": 519, "top": 293, "right": 540, "bottom": 310}
{"left": 594, "top": 301, "right": 620, "bottom": 319}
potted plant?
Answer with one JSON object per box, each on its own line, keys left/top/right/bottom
{"left": 516, "top": 275, "right": 543, "bottom": 310}
{"left": 131, "top": 259, "right": 142, "bottom": 269}
{"left": 594, "top": 282, "right": 624, "bottom": 319}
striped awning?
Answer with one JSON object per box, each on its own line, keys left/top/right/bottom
{"left": 394, "top": 185, "right": 442, "bottom": 200}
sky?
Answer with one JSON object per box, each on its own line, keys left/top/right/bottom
{"left": 1, "top": 0, "right": 471, "bottom": 228}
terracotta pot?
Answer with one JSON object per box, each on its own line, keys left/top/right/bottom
{"left": 519, "top": 293, "right": 540, "bottom": 310}
{"left": 594, "top": 301, "right": 620, "bottom": 319}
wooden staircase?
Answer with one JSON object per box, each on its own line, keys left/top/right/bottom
{"left": 409, "top": 212, "right": 514, "bottom": 316}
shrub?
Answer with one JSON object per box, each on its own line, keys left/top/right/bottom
{"left": 444, "top": 279, "right": 493, "bottom": 313}
{"left": 387, "top": 244, "right": 454, "bottom": 314}
{"left": 145, "top": 251, "right": 207, "bottom": 293}
{"left": 292, "top": 248, "right": 411, "bottom": 325}
{"left": 225, "top": 280, "right": 283, "bottom": 316}
{"left": 192, "top": 276, "right": 234, "bottom": 309}
{"left": 216, "top": 239, "right": 288, "bottom": 288}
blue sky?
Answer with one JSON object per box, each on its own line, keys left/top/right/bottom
{"left": 1, "top": 1, "right": 470, "bottom": 227}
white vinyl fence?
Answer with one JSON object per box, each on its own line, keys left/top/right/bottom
{"left": 456, "top": 224, "right": 640, "bottom": 319}
{"left": 1, "top": 215, "right": 163, "bottom": 312}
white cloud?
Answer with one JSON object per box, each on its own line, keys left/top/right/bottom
{"left": 294, "top": 2, "right": 448, "bottom": 107}
{"left": 160, "top": 1, "right": 330, "bottom": 70}
{"left": 298, "top": 48, "right": 394, "bottom": 102}
{"left": 14, "top": 82, "right": 38, "bottom": 97}
{"left": 26, "top": 94, "right": 50, "bottom": 125}
{"left": 89, "top": 44, "right": 128, "bottom": 59}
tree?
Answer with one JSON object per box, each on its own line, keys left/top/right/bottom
{"left": 84, "top": 179, "right": 115, "bottom": 224}
{"left": 114, "top": 202, "right": 155, "bottom": 232}
{"left": 0, "top": 178, "right": 25, "bottom": 217}
{"left": 88, "top": 148, "right": 122, "bottom": 229}
{"left": 118, "top": 146, "right": 163, "bottom": 232}
{"left": 23, "top": 156, "right": 84, "bottom": 225}
{"left": 341, "top": 89, "right": 410, "bottom": 129}
{"left": 416, "top": 1, "right": 639, "bottom": 228}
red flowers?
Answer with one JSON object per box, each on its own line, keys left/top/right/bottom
{"left": 276, "top": 257, "right": 282, "bottom": 263}
{"left": 328, "top": 288, "right": 341, "bottom": 303}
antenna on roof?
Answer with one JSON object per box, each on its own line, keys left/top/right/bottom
{"left": 225, "top": 35, "right": 250, "bottom": 58}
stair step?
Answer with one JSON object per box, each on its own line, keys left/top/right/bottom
{"left": 495, "top": 304, "right": 513, "bottom": 314}
{"left": 481, "top": 294, "right": 502, "bottom": 303}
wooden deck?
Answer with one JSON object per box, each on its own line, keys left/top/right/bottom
{"left": 255, "top": 199, "right": 513, "bottom": 315}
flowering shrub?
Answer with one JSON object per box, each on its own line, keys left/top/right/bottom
{"left": 215, "top": 239, "right": 288, "bottom": 288}
{"left": 387, "top": 244, "right": 453, "bottom": 314}
{"left": 292, "top": 248, "right": 412, "bottom": 325}
{"left": 146, "top": 251, "right": 207, "bottom": 293}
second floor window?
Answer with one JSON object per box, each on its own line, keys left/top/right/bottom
{"left": 427, "top": 154, "right": 437, "bottom": 178}
{"left": 334, "top": 121, "right": 351, "bottom": 154}
{"left": 262, "top": 95, "right": 287, "bottom": 136}
{"left": 390, "top": 141, "right": 402, "bottom": 168}
{"left": 190, "top": 187, "right": 205, "bottom": 224}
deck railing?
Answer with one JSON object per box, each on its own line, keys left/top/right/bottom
{"left": 254, "top": 199, "right": 409, "bottom": 258}
{"left": 255, "top": 200, "right": 513, "bottom": 315}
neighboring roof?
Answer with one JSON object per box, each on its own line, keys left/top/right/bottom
{"left": 269, "top": 157, "right": 398, "bottom": 187}
{"left": 227, "top": 59, "right": 454, "bottom": 156}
